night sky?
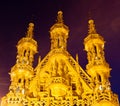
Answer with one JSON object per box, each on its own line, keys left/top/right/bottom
{"left": 0, "top": 0, "right": 120, "bottom": 100}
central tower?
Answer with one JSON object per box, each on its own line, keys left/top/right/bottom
{"left": 50, "top": 11, "right": 69, "bottom": 50}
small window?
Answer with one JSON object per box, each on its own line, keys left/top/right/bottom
{"left": 18, "top": 79, "right": 21, "bottom": 83}
{"left": 72, "top": 83, "right": 76, "bottom": 90}
{"left": 40, "top": 85, "right": 44, "bottom": 91}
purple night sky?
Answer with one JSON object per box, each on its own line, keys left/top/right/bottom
{"left": 0, "top": 0, "right": 120, "bottom": 100}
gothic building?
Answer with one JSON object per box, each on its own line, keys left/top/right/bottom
{"left": 1, "top": 11, "right": 119, "bottom": 106}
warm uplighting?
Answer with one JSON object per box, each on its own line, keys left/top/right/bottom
{"left": 0, "top": 11, "right": 119, "bottom": 106}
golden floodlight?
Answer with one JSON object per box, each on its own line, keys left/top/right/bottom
{"left": 0, "top": 11, "right": 119, "bottom": 106}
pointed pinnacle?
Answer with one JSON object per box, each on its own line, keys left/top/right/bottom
{"left": 88, "top": 19, "right": 96, "bottom": 34}
{"left": 26, "top": 23, "right": 34, "bottom": 38}
{"left": 57, "top": 11, "right": 63, "bottom": 23}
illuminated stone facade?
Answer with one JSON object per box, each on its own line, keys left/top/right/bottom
{"left": 1, "top": 11, "right": 119, "bottom": 106}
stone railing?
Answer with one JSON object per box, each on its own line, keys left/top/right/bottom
{"left": 1, "top": 91, "right": 119, "bottom": 106}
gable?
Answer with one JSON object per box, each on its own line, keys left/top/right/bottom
{"left": 34, "top": 49, "right": 93, "bottom": 93}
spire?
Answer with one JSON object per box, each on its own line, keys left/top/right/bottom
{"left": 88, "top": 19, "right": 96, "bottom": 34}
{"left": 26, "top": 23, "right": 34, "bottom": 38}
{"left": 17, "top": 22, "right": 37, "bottom": 66}
{"left": 57, "top": 11, "right": 63, "bottom": 23}
{"left": 84, "top": 19, "right": 104, "bottom": 44}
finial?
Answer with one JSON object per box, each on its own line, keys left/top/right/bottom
{"left": 88, "top": 19, "right": 96, "bottom": 34}
{"left": 26, "top": 23, "right": 34, "bottom": 38}
{"left": 57, "top": 11, "right": 63, "bottom": 23}
{"left": 38, "top": 56, "right": 41, "bottom": 63}
{"left": 76, "top": 53, "right": 79, "bottom": 63}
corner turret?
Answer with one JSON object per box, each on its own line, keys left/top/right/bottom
{"left": 84, "top": 19, "right": 111, "bottom": 90}
{"left": 84, "top": 19, "right": 119, "bottom": 106}
{"left": 9, "top": 23, "right": 37, "bottom": 97}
